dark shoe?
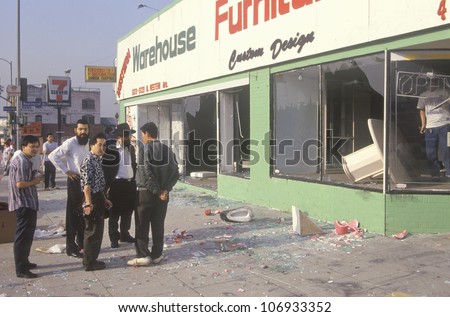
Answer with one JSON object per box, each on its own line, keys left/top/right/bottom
{"left": 84, "top": 261, "right": 106, "bottom": 271}
{"left": 68, "top": 251, "right": 83, "bottom": 258}
{"left": 120, "top": 236, "right": 136, "bottom": 243}
{"left": 111, "top": 241, "right": 119, "bottom": 248}
{"left": 25, "top": 262, "right": 37, "bottom": 269}
{"left": 17, "top": 271, "right": 38, "bottom": 279}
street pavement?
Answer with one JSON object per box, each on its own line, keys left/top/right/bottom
{"left": 0, "top": 170, "right": 449, "bottom": 297}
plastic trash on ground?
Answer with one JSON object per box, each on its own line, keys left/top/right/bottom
{"left": 36, "top": 244, "right": 66, "bottom": 254}
{"left": 220, "top": 206, "right": 254, "bottom": 223}
{"left": 334, "top": 219, "right": 362, "bottom": 235}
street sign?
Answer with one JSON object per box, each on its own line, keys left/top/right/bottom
{"left": 3, "top": 106, "right": 16, "bottom": 112}
{"left": 22, "top": 101, "right": 48, "bottom": 107}
{"left": 47, "top": 76, "right": 71, "bottom": 107}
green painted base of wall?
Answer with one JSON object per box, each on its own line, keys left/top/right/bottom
{"left": 216, "top": 175, "right": 450, "bottom": 235}
{"left": 218, "top": 174, "right": 386, "bottom": 234}
{"left": 386, "top": 194, "right": 450, "bottom": 235}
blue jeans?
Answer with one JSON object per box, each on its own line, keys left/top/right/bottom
{"left": 424, "top": 124, "right": 450, "bottom": 177}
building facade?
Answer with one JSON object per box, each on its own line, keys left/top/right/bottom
{"left": 24, "top": 84, "right": 101, "bottom": 125}
{"left": 116, "top": 0, "right": 450, "bottom": 235}
{"left": 18, "top": 84, "right": 103, "bottom": 142}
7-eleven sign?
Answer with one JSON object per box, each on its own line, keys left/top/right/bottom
{"left": 47, "top": 76, "right": 71, "bottom": 106}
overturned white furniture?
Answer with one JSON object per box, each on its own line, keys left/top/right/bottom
{"left": 342, "top": 143, "right": 383, "bottom": 183}
{"left": 342, "top": 119, "right": 413, "bottom": 183}
{"left": 341, "top": 118, "right": 384, "bottom": 183}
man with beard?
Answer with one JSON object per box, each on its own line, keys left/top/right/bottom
{"left": 103, "top": 123, "right": 137, "bottom": 248}
{"left": 49, "top": 119, "right": 90, "bottom": 258}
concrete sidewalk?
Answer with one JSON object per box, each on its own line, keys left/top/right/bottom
{"left": 0, "top": 170, "right": 449, "bottom": 297}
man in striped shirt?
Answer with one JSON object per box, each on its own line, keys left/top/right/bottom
{"left": 8, "top": 135, "right": 42, "bottom": 279}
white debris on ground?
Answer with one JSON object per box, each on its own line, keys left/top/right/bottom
{"left": 34, "top": 223, "right": 65, "bottom": 239}
{"left": 158, "top": 188, "right": 377, "bottom": 278}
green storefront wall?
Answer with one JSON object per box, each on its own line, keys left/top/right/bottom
{"left": 120, "top": 28, "right": 450, "bottom": 236}
{"left": 216, "top": 63, "right": 450, "bottom": 236}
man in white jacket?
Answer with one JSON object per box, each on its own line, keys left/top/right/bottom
{"left": 49, "top": 119, "right": 90, "bottom": 258}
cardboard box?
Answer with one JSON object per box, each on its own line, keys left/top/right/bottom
{"left": 0, "top": 205, "right": 16, "bottom": 244}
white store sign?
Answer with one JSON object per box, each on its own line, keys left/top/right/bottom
{"left": 116, "top": 0, "right": 450, "bottom": 100}
{"left": 6, "top": 84, "right": 20, "bottom": 97}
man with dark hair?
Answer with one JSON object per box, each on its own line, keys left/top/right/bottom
{"left": 104, "top": 126, "right": 116, "bottom": 140}
{"left": 128, "top": 122, "right": 179, "bottom": 266}
{"left": 42, "top": 133, "right": 57, "bottom": 189}
{"left": 103, "top": 123, "right": 137, "bottom": 248}
{"left": 49, "top": 119, "right": 90, "bottom": 258}
{"left": 80, "top": 133, "right": 112, "bottom": 271}
{"left": 8, "top": 135, "right": 42, "bottom": 278}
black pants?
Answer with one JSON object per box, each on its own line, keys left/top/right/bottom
{"left": 66, "top": 177, "right": 84, "bottom": 254}
{"left": 135, "top": 190, "right": 168, "bottom": 259}
{"left": 83, "top": 192, "right": 105, "bottom": 268}
{"left": 14, "top": 207, "right": 37, "bottom": 274}
{"left": 44, "top": 161, "right": 56, "bottom": 188}
{"left": 108, "top": 178, "right": 136, "bottom": 243}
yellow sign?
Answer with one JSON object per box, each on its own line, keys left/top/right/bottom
{"left": 85, "top": 66, "right": 116, "bottom": 82}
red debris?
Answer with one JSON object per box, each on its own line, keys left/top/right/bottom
{"left": 392, "top": 230, "right": 408, "bottom": 239}
{"left": 335, "top": 219, "right": 363, "bottom": 236}
{"left": 335, "top": 221, "right": 349, "bottom": 235}
{"left": 171, "top": 229, "right": 193, "bottom": 243}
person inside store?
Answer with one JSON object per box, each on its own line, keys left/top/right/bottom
{"left": 418, "top": 76, "right": 450, "bottom": 180}
{"left": 127, "top": 122, "right": 179, "bottom": 266}
{"left": 80, "top": 132, "right": 112, "bottom": 271}
{"left": 49, "top": 119, "right": 90, "bottom": 258}
{"left": 8, "top": 135, "right": 42, "bottom": 278}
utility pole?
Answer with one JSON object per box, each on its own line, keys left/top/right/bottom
{"left": 16, "top": 0, "right": 21, "bottom": 150}
{"left": 0, "top": 58, "right": 13, "bottom": 139}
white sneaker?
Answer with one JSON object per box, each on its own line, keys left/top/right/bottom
{"left": 152, "top": 255, "right": 163, "bottom": 264}
{"left": 127, "top": 256, "right": 151, "bottom": 266}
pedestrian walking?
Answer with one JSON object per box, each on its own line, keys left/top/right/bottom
{"left": 8, "top": 135, "right": 42, "bottom": 278}
{"left": 49, "top": 119, "right": 90, "bottom": 258}
{"left": 127, "top": 122, "right": 179, "bottom": 266}
{"left": 42, "top": 133, "right": 58, "bottom": 189}
{"left": 2, "top": 139, "right": 14, "bottom": 176}
{"left": 104, "top": 123, "right": 137, "bottom": 248}
{"left": 80, "top": 133, "right": 112, "bottom": 271}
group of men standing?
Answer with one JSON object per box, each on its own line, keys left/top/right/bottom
{"left": 8, "top": 119, "right": 179, "bottom": 278}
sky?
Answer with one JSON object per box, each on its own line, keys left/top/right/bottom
{"left": 0, "top": 0, "right": 174, "bottom": 118}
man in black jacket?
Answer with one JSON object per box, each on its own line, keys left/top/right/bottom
{"left": 127, "top": 122, "right": 179, "bottom": 266}
{"left": 103, "top": 123, "right": 137, "bottom": 248}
